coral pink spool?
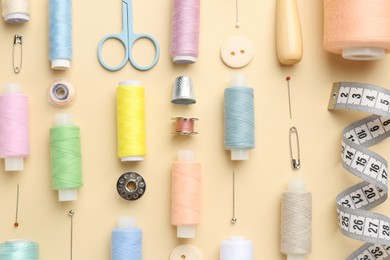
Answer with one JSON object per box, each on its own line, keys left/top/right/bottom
{"left": 324, "top": 0, "right": 390, "bottom": 60}
{"left": 0, "top": 83, "right": 29, "bottom": 171}
{"left": 171, "top": 150, "right": 201, "bottom": 238}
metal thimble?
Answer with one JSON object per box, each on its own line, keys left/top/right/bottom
{"left": 171, "top": 76, "right": 196, "bottom": 105}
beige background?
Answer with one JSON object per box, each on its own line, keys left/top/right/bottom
{"left": 1, "top": 0, "right": 390, "bottom": 259}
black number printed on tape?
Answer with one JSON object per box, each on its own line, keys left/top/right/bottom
{"left": 329, "top": 82, "right": 390, "bottom": 260}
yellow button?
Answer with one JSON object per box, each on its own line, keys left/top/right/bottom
{"left": 220, "top": 36, "right": 254, "bottom": 68}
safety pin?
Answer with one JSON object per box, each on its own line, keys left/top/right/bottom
{"left": 289, "top": 127, "right": 301, "bottom": 170}
{"left": 13, "top": 34, "right": 23, "bottom": 74}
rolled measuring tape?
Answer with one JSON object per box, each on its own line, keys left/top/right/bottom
{"left": 328, "top": 82, "right": 390, "bottom": 259}
{"left": 116, "top": 172, "right": 146, "bottom": 201}
{"left": 47, "top": 79, "right": 76, "bottom": 108}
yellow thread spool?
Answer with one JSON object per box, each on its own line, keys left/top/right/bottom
{"left": 117, "top": 80, "right": 146, "bottom": 161}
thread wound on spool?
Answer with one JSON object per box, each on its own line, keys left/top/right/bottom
{"left": 0, "top": 93, "right": 29, "bottom": 158}
{"left": 117, "top": 84, "right": 146, "bottom": 161}
{"left": 220, "top": 237, "right": 253, "bottom": 260}
{"left": 47, "top": 80, "right": 76, "bottom": 108}
{"left": 172, "top": 117, "right": 198, "bottom": 135}
{"left": 2, "top": 0, "right": 30, "bottom": 23}
{"left": 224, "top": 87, "right": 255, "bottom": 150}
{"left": 50, "top": 125, "right": 82, "bottom": 190}
{"left": 49, "top": 0, "right": 72, "bottom": 69}
{"left": 112, "top": 227, "right": 142, "bottom": 260}
{"left": 170, "top": 0, "right": 200, "bottom": 64}
{"left": 281, "top": 192, "right": 312, "bottom": 255}
{"left": 323, "top": 0, "right": 390, "bottom": 59}
{"left": 171, "top": 160, "right": 201, "bottom": 226}
{"left": 0, "top": 240, "right": 39, "bottom": 259}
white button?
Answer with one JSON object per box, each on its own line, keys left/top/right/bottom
{"left": 220, "top": 36, "right": 254, "bottom": 68}
{"left": 170, "top": 245, "right": 203, "bottom": 260}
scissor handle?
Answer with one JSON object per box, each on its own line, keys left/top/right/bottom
{"left": 97, "top": 34, "right": 129, "bottom": 72}
{"left": 128, "top": 33, "right": 160, "bottom": 71}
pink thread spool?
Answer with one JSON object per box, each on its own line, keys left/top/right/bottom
{"left": 170, "top": 0, "right": 200, "bottom": 64}
{"left": 171, "top": 150, "right": 201, "bottom": 238}
{"left": 172, "top": 117, "right": 198, "bottom": 135}
{"left": 0, "top": 83, "right": 29, "bottom": 171}
{"left": 324, "top": 0, "right": 390, "bottom": 60}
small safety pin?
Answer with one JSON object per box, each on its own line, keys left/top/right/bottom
{"left": 13, "top": 34, "right": 23, "bottom": 74}
{"left": 289, "top": 127, "right": 301, "bottom": 170}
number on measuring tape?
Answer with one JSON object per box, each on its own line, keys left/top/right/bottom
{"left": 348, "top": 87, "right": 364, "bottom": 105}
{"left": 350, "top": 215, "right": 365, "bottom": 235}
{"left": 376, "top": 92, "right": 390, "bottom": 112}
{"left": 367, "top": 119, "right": 385, "bottom": 138}
{"left": 351, "top": 189, "right": 368, "bottom": 208}
{"left": 362, "top": 89, "right": 378, "bottom": 107}
{"left": 330, "top": 82, "right": 390, "bottom": 260}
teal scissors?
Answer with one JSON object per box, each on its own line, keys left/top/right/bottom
{"left": 97, "top": 0, "right": 160, "bottom": 71}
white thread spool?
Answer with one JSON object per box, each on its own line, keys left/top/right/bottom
{"left": 2, "top": 0, "right": 30, "bottom": 23}
{"left": 220, "top": 237, "right": 253, "bottom": 260}
{"left": 281, "top": 179, "right": 312, "bottom": 260}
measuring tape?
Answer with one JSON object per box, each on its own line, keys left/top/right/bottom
{"left": 329, "top": 82, "right": 390, "bottom": 259}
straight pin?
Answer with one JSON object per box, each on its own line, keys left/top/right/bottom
{"left": 231, "top": 171, "right": 237, "bottom": 223}
{"left": 14, "top": 184, "right": 20, "bottom": 227}
{"left": 235, "top": 0, "right": 240, "bottom": 28}
{"left": 69, "top": 210, "right": 75, "bottom": 260}
{"left": 286, "top": 76, "right": 292, "bottom": 119}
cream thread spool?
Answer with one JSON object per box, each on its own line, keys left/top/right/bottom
{"left": 281, "top": 179, "right": 312, "bottom": 260}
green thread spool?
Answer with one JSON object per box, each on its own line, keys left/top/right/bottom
{"left": 50, "top": 114, "right": 82, "bottom": 202}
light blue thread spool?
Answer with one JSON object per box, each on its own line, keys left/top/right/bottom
{"left": 49, "top": 0, "right": 72, "bottom": 70}
{"left": 112, "top": 217, "right": 142, "bottom": 260}
{"left": 0, "top": 240, "right": 39, "bottom": 260}
{"left": 224, "top": 75, "right": 255, "bottom": 161}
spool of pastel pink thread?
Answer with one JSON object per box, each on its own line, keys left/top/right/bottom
{"left": 171, "top": 150, "right": 201, "bottom": 238}
{"left": 170, "top": 0, "right": 200, "bottom": 64}
{"left": 0, "top": 83, "right": 29, "bottom": 171}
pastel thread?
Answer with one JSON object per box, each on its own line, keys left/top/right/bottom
{"left": 324, "top": 0, "right": 390, "bottom": 60}
{"left": 220, "top": 237, "right": 253, "bottom": 260}
{"left": 2, "top": 0, "right": 30, "bottom": 23}
{"left": 117, "top": 81, "right": 146, "bottom": 162}
{"left": 0, "top": 84, "right": 29, "bottom": 172}
{"left": 0, "top": 240, "right": 39, "bottom": 259}
{"left": 170, "top": 0, "right": 200, "bottom": 64}
{"left": 50, "top": 119, "right": 82, "bottom": 201}
{"left": 112, "top": 227, "right": 142, "bottom": 260}
{"left": 49, "top": 0, "right": 72, "bottom": 69}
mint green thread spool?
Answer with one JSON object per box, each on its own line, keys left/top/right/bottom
{"left": 50, "top": 114, "right": 82, "bottom": 202}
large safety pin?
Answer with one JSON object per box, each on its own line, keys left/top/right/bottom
{"left": 289, "top": 127, "right": 301, "bottom": 170}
